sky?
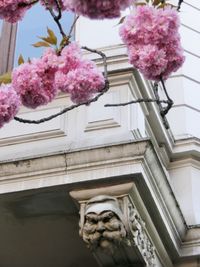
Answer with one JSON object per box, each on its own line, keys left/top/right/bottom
{"left": 14, "top": 4, "right": 74, "bottom": 66}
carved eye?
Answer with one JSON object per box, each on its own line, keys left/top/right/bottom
{"left": 102, "top": 217, "right": 111, "bottom": 223}
{"left": 86, "top": 215, "right": 97, "bottom": 224}
{"left": 101, "top": 212, "right": 114, "bottom": 223}
{"left": 90, "top": 218, "right": 97, "bottom": 224}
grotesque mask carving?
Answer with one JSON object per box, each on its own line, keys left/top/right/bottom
{"left": 80, "top": 195, "right": 127, "bottom": 254}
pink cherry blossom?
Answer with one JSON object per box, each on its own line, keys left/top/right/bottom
{"left": 12, "top": 48, "right": 59, "bottom": 109}
{"left": 12, "top": 42, "right": 105, "bottom": 106}
{"left": 120, "top": 5, "right": 185, "bottom": 81}
{"left": 55, "top": 42, "right": 105, "bottom": 103}
{"left": 54, "top": 42, "right": 105, "bottom": 104}
{"left": 0, "top": 84, "right": 21, "bottom": 128}
{"left": 62, "top": 0, "right": 134, "bottom": 19}
{"left": 39, "top": 0, "right": 68, "bottom": 11}
{"left": 0, "top": 0, "right": 33, "bottom": 23}
{"left": 58, "top": 42, "right": 82, "bottom": 74}
{"left": 55, "top": 60, "right": 105, "bottom": 103}
{"left": 128, "top": 44, "right": 168, "bottom": 80}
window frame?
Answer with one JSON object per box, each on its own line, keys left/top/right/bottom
{"left": 0, "top": 22, "right": 17, "bottom": 74}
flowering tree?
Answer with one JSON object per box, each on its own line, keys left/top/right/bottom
{"left": 0, "top": 0, "right": 184, "bottom": 129}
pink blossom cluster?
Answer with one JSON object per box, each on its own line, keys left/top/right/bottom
{"left": 55, "top": 43, "right": 105, "bottom": 103}
{"left": 0, "top": 0, "right": 33, "bottom": 23}
{"left": 0, "top": 0, "right": 134, "bottom": 23}
{"left": 119, "top": 5, "right": 185, "bottom": 81}
{"left": 0, "top": 84, "right": 21, "bottom": 128}
{"left": 40, "top": 0, "right": 134, "bottom": 19}
{"left": 56, "top": 59, "right": 105, "bottom": 103}
{"left": 39, "top": 0, "right": 67, "bottom": 11}
{"left": 63, "top": 0, "right": 134, "bottom": 19}
{"left": 12, "top": 43, "right": 105, "bottom": 108}
{"left": 58, "top": 42, "right": 82, "bottom": 74}
{"left": 12, "top": 48, "right": 59, "bottom": 109}
{"left": 40, "top": 0, "right": 134, "bottom": 18}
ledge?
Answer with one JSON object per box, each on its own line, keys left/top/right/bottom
{"left": 0, "top": 139, "right": 195, "bottom": 261}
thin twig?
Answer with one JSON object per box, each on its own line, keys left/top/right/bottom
{"left": 18, "top": 0, "right": 38, "bottom": 8}
{"left": 82, "top": 46, "right": 108, "bottom": 78}
{"left": 53, "top": 0, "right": 62, "bottom": 20}
{"left": 68, "top": 15, "right": 79, "bottom": 38}
{"left": 14, "top": 47, "right": 109, "bottom": 125}
{"left": 44, "top": 0, "right": 66, "bottom": 38}
{"left": 177, "top": 0, "right": 184, "bottom": 11}
{"left": 152, "top": 81, "right": 171, "bottom": 129}
{"left": 160, "top": 77, "right": 173, "bottom": 116}
{"left": 105, "top": 98, "right": 170, "bottom": 107}
{"left": 57, "top": 15, "right": 80, "bottom": 54}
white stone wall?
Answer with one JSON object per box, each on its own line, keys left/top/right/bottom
{"left": 167, "top": 1, "right": 200, "bottom": 140}
{"left": 167, "top": 1, "right": 200, "bottom": 226}
{"left": 0, "top": 68, "right": 145, "bottom": 161}
{"left": 169, "top": 159, "right": 200, "bottom": 225}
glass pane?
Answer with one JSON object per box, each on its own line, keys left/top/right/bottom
{"left": 14, "top": 4, "right": 74, "bottom": 65}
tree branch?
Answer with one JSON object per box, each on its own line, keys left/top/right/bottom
{"left": 44, "top": 0, "right": 66, "bottom": 38}
{"left": 53, "top": 0, "right": 62, "bottom": 20}
{"left": 68, "top": 15, "right": 79, "bottom": 37}
{"left": 57, "top": 15, "right": 80, "bottom": 54}
{"left": 159, "top": 77, "right": 173, "bottom": 116}
{"left": 105, "top": 98, "right": 170, "bottom": 107}
{"left": 177, "top": 0, "right": 184, "bottom": 11}
{"left": 18, "top": 0, "right": 39, "bottom": 8}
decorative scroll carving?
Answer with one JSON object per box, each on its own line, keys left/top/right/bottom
{"left": 127, "top": 201, "right": 155, "bottom": 266}
{"left": 79, "top": 195, "right": 126, "bottom": 254}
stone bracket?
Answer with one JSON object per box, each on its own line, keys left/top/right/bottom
{"left": 70, "top": 182, "right": 155, "bottom": 267}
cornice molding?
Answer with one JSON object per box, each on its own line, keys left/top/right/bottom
{"left": 0, "top": 139, "right": 194, "bottom": 259}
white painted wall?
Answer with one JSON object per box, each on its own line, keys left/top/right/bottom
{"left": 169, "top": 160, "right": 200, "bottom": 225}
{"left": 167, "top": 1, "right": 200, "bottom": 226}
{"left": 0, "top": 70, "right": 145, "bottom": 161}
{"left": 166, "top": 1, "right": 200, "bottom": 140}
{"left": 75, "top": 9, "right": 130, "bottom": 48}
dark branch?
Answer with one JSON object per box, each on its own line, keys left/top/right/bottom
{"left": 159, "top": 77, "right": 174, "bottom": 116}
{"left": 152, "top": 81, "right": 172, "bottom": 129}
{"left": 57, "top": 15, "right": 80, "bottom": 54}
{"left": 177, "top": 0, "right": 184, "bottom": 11}
{"left": 68, "top": 15, "right": 79, "bottom": 37}
{"left": 53, "top": 0, "right": 62, "bottom": 20}
{"left": 82, "top": 46, "right": 108, "bottom": 78}
{"left": 44, "top": 0, "right": 66, "bottom": 38}
{"left": 18, "top": 0, "right": 38, "bottom": 8}
{"left": 105, "top": 99, "right": 170, "bottom": 107}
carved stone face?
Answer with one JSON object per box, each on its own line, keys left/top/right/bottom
{"left": 82, "top": 210, "right": 126, "bottom": 253}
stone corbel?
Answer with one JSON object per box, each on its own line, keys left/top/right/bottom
{"left": 70, "top": 182, "right": 155, "bottom": 267}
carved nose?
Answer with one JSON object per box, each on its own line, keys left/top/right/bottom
{"left": 96, "top": 221, "right": 105, "bottom": 233}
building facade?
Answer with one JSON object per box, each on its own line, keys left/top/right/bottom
{"left": 0, "top": 1, "right": 200, "bottom": 266}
